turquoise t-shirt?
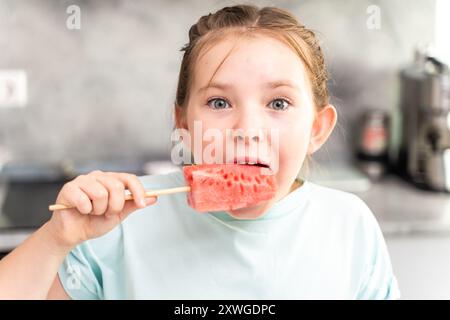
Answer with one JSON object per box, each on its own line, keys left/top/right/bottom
{"left": 58, "top": 170, "right": 400, "bottom": 299}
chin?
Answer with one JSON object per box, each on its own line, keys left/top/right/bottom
{"left": 226, "top": 201, "right": 273, "bottom": 220}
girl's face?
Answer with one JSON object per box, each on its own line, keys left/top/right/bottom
{"left": 179, "top": 34, "right": 321, "bottom": 219}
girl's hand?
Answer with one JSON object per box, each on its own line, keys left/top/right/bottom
{"left": 46, "top": 171, "right": 156, "bottom": 249}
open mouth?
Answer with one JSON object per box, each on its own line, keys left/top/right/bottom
{"left": 231, "top": 157, "right": 272, "bottom": 170}
{"left": 249, "top": 163, "right": 270, "bottom": 168}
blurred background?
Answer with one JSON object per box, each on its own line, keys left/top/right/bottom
{"left": 1, "top": 0, "right": 450, "bottom": 299}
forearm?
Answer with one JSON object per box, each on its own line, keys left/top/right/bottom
{"left": 0, "top": 221, "right": 73, "bottom": 299}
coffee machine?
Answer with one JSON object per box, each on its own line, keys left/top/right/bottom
{"left": 397, "top": 49, "right": 450, "bottom": 191}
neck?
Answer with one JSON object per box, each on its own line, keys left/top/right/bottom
{"left": 289, "top": 178, "right": 303, "bottom": 193}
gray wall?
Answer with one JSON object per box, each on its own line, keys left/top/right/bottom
{"left": 0, "top": 0, "right": 435, "bottom": 165}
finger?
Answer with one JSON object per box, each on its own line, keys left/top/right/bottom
{"left": 76, "top": 175, "right": 109, "bottom": 215}
{"left": 95, "top": 175, "right": 125, "bottom": 217}
{"left": 60, "top": 182, "right": 93, "bottom": 214}
{"left": 114, "top": 173, "right": 146, "bottom": 208}
{"left": 120, "top": 196, "right": 157, "bottom": 221}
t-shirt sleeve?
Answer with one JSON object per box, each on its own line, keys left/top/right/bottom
{"left": 354, "top": 198, "right": 401, "bottom": 300}
{"left": 58, "top": 241, "right": 103, "bottom": 300}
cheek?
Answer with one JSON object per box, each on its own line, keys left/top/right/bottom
{"left": 275, "top": 108, "right": 313, "bottom": 147}
{"left": 277, "top": 130, "right": 309, "bottom": 169}
{"left": 280, "top": 123, "right": 311, "bottom": 152}
{"left": 185, "top": 109, "right": 232, "bottom": 160}
{"left": 187, "top": 105, "right": 231, "bottom": 131}
{"left": 275, "top": 112, "right": 313, "bottom": 172}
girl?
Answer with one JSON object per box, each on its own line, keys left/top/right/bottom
{"left": 0, "top": 4, "right": 400, "bottom": 299}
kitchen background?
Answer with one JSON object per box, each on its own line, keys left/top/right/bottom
{"left": 1, "top": 0, "right": 450, "bottom": 299}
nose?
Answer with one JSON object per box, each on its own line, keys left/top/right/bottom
{"left": 232, "top": 107, "right": 264, "bottom": 144}
{"left": 232, "top": 129, "right": 261, "bottom": 144}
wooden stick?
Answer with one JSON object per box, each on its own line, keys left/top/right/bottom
{"left": 48, "top": 186, "right": 191, "bottom": 211}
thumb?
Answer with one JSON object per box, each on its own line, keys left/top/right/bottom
{"left": 120, "top": 196, "right": 157, "bottom": 220}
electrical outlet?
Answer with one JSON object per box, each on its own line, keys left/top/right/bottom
{"left": 0, "top": 70, "right": 27, "bottom": 108}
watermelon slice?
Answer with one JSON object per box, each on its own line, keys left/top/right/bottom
{"left": 182, "top": 164, "right": 277, "bottom": 212}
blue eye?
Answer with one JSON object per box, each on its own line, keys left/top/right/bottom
{"left": 207, "top": 98, "right": 230, "bottom": 110}
{"left": 269, "top": 98, "right": 290, "bottom": 111}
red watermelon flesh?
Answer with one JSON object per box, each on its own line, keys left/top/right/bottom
{"left": 182, "top": 164, "right": 277, "bottom": 212}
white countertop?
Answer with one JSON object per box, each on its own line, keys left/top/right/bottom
{"left": 386, "top": 234, "right": 450, "bottom": 299}
{"left": 355, "top": 176, "right": 450, "bottom": 235}
{"left": 354, "top": 176, "right": 450, "bottom": 299}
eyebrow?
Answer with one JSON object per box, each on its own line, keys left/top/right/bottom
{"left": 197, "top": 80, "right": 299, "bottom": 93}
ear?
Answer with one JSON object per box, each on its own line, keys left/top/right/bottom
{"left": 174, "top": 105, "right": 188, "bottom": 130}
{"left": 307, "top": 104, "right": 337, "bottom": 155}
